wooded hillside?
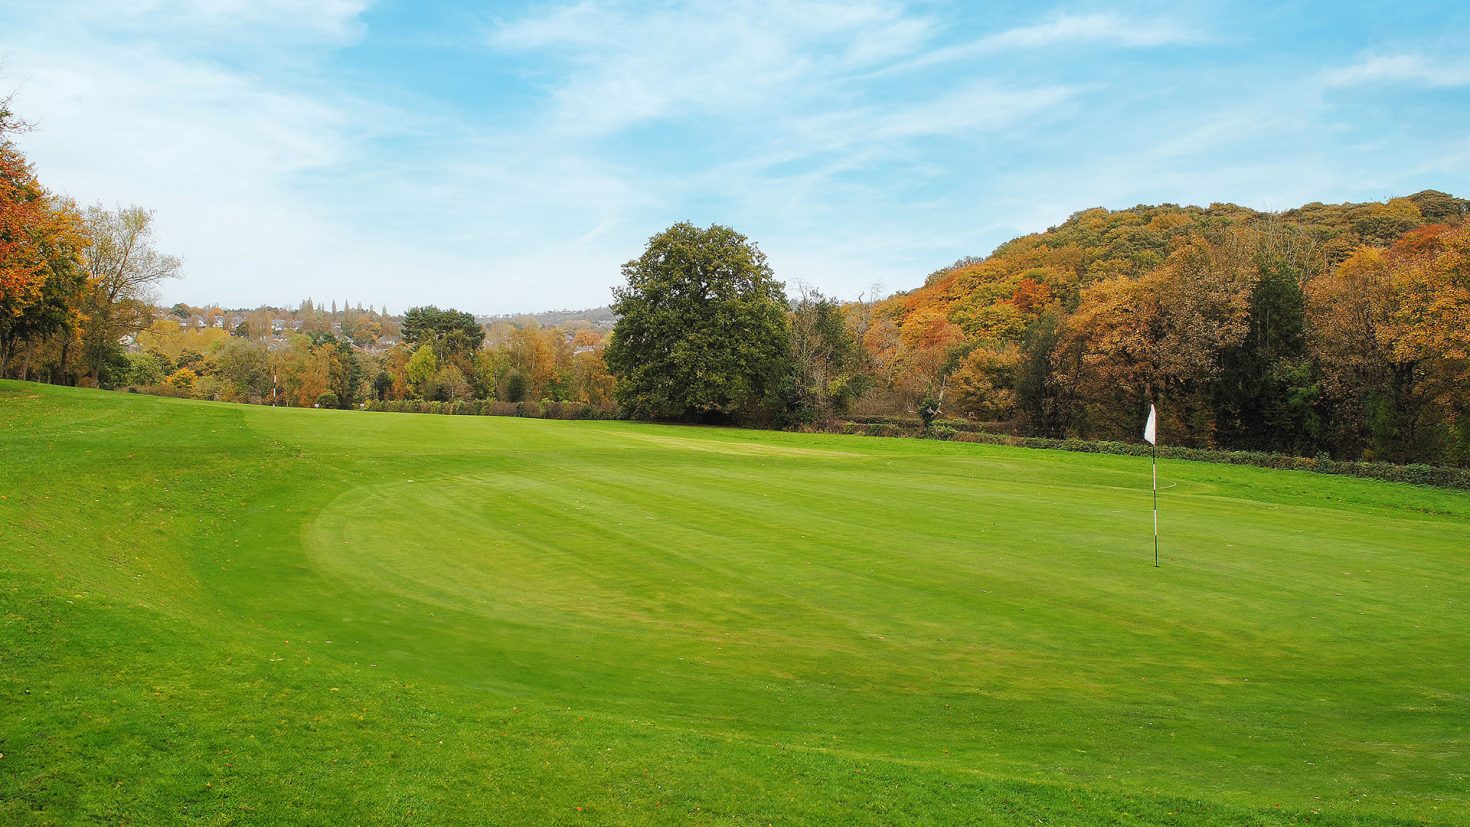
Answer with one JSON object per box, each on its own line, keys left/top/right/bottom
{"left": 859, "top": 191, "right": 1470, "bottom": 464}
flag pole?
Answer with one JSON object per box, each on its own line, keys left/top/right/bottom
{"left": 1144, "top": 402, "right": 1158, "bottom": 568}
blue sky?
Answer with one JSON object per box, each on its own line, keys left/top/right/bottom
{"left": 3, "top": 1, "right": 1468, "bottom": 313}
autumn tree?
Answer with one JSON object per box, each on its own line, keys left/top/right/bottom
{"left": 1057, "top": 232, "right": 1257, "bottom": 444}
{"left": 405, "top": 343, "right": 438, "bottom": 399}
{"left": 79, "top": 205, "right": 181, "bottom": 382}
{"left": 949, "top": 342, "right": 1021, "bottom": 421}
{"left": 606, "top": 222, "right": 790, "bottom": 421}
{"left": 1308, "top": 225, "right": 1470, "bottom": 462}
{"left": 498, "top": 323, "right": 559, "bottom": 400}
{"left": 273, "top": 334, "right": 333, "bottom": 407}
{"left": 208, "top": 337, "right": 272, "bottom": 402}
{"left": 571, "top": 332, "right": 615, "bottom": 409}
{"left": 894, "top": 306, "right": 965, "bottom": 411}
{"left": 785, "top": 282, "right": 866, "bottom": 421}
{"left": 0, "top": 108, "right": 88, "bottom": 380}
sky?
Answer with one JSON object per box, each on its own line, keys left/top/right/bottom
{"left": 2, "top": 1, "right": 1468, "bottom": 314}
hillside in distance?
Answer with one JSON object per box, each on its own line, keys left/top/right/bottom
{"left": 479, "top": 305, "right": 617, "bottom": 328}
{"left": 862, "top": 190, "right": 1470, "bottom": 463}
{"left": 905, "top": 189, "right": 1468, "bottom": 312}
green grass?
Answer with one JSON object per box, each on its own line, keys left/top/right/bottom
{"left": 3, "top": 380, "right": 1468, "bottom": 826}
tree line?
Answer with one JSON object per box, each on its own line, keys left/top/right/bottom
{"left": 1, "top": 100, "right": 180, "bottom": 386}
{"left": 599, "top": 207, "right": 1470, "bottom": 469}
{"left": 4, "top": 90, "right": 1467, "bottom": 465}
{"left": 859, "top": 193, "right": 1470, "bottom": 465}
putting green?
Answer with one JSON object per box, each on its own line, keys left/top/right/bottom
{"left": 3, "top": 380, "right": 1467, "bottom": 825}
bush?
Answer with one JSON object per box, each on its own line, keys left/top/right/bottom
{"left": 917, "top": 396, "right": 940, "bottom": 428}
{"left": 504, "top": 370, "right": 528, "bottom": 403}
{"left": 115, "top": 351, "right": 169, "bottom": 387}
{"left": 361, "top": 396, "right": 621, "bottom": 422}
{"left": 316, "top": 391, "right": 340, "bottom": 409}
{"left": 166, "top": 367, "right": 198, "bottom": 390}
{"left": 928, "top": 425, "right": 958, "bottom": 441}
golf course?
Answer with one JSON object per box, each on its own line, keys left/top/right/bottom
{"left": 3, "top": 380, "right": 1468, "bottom": 825}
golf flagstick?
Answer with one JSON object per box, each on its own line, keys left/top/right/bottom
{"left": 1144, "top": 403, "right": 1158, "bottom": 567}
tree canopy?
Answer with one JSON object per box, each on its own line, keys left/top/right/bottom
{"left": 606, "top": 222, "right": 790, "bottom": 421}
{"left": 400, "top": 305, "right": 484, "bottom": 357}
{"left": 0, "top": 107, "right": 88, "bottom": 381}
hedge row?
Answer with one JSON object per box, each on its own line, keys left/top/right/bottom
{"left": 362, "top": 398, "right": 619, "bottom": 420}
{"left": 825, "top": 421, "right": 1470, "bottom": 490}
{"left": 843, "top": 414, "right": 1004, "bottom": 434}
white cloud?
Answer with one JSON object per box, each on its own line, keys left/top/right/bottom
{"left": 490, "top": 0, "right": 933, "bottom": 135}
{"left": 34, "top": 0, "right": 368, "bottom": 42}
{"left": 2, "top": 0, "right": 659, "bottom": 311}
{"left": 875, "top": 11, "right": 1201, "bottom": 77}
{"left": 869, "top": 82, "right": 1077, "bottom": 139}
{"left": 1323, "top": 53, "right": 1470, "bottom": 88}
{"left": 10, "top": 40, "right": 391, "bottom": 304}
{"left": 976, "top": 11, "right": 1198, "bottom": 50}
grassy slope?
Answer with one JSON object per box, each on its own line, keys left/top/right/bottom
{"left": 2, "top": 380, "right": 1467, "bottom": 826}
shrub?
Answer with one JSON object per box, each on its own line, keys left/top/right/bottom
{"left": 166, "top": 367, "right": 198, "bottom": 390}
{"left": 917, "top": 396, "right": 940, "bottom": 428}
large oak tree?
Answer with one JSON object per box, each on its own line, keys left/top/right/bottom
{"left": 606, "top": 222, "right": 789, "bottom": 421}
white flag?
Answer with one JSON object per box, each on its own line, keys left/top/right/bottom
{"left": 1143, "top": 404, "right": 1157, "bottom": 446}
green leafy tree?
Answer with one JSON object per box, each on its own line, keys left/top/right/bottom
{"left": 401, "top": 306, "right": 484, "bottom": 358}
{"left": 1212, "top": 245, "right": 1314, "bottom": 452}
{"left": 1013, "top": 312, "right": 1070, "bottom": 437}
{"left": 372, "top": 370, "right": 393, "bottom": 401}
{"left": 503, "top": 368, "right": 528, "bottom": 403}
{"left": 433, "top": 364, "right": 471, "bottom": 402}
{"left": 329, "top": 338, "right": 363, "bottom": 408}
{"left": 405, "top": 344, "right": 438, "bottom": 399}
{"left": 606, "top": 222, "right": 790, "bottom": 421}
{"left": 120, "top": 351, "right": 168, "bottom": 386}
{"left": 209, "top": 337, "right": 272, "bottom": 401}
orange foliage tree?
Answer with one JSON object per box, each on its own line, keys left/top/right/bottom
{"left": 0, "top": 118, "right": 88, "bottom": 378}
{"left": 1308, "top": 225, "right": 1470, "bottom": 461}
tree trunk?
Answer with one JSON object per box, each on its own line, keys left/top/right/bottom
{"left": 20, "top": 342, "right": 34, "bottom": 381}
{"left": 58, "top": 339, "right": 72, "bottom": 385}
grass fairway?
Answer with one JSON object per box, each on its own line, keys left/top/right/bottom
{"left": 3, "top": 380, "right": 1468, "bottom": 825}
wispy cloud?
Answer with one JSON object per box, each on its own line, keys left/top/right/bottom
{"left": 975, "top": 11, "right": 1200, "bottom": 50}
{"left": 490, "top": 0, "right": 934, "bottom": 136}
{"left": 29, "top": 0, "right": 368, "bottom": 45}
{"left": 875, "top": 11, "right": 1202, "bottom": 77}
{"left": 1323, "top": 53, "right": 1470, "bottom": 88}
